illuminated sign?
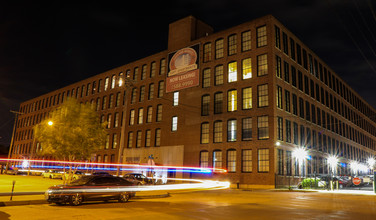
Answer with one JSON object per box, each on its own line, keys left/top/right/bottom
{"left": 166, "top": 44, "right": 200, "bottom": 93}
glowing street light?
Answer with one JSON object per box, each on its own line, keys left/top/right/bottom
{"left": 48, "top": 121, "right": 53, "bottom": 126}
{"left": 327, "top": 156, "right": 338, "bottom": 174}
{"left": 292, "top": 147, "right": 307, "bottom": 177}
{"left": 367, "top": 158, "right": 375, "bottom": 169}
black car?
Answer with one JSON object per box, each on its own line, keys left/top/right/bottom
{"left": 45, "top": 175, "right": 135, "bottom": 206}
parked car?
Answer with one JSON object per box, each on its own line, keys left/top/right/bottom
{"left": 92, "top": 171, "right": 112, "bottom": 176}
{"left": 45, "top": 175, "right": 135, "bottom": 206}
{"left": 42, "top": 169, "right": 63, "bottom": 179}
{"left": 64, "top": 170, "right": 85, "bottom": 181}
{"left": 123, "top": 173, "right": 153, "bottom": 185}
{"left": 5, "top": 167, "right": 26, "bottom": 175}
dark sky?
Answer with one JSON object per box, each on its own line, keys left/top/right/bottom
{"left": 1, "top": 0, "right": 376, "bottom": 147}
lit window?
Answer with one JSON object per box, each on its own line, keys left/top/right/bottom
{"left": 258, "top": 148, "right": 269, "bottom": 172}
{"left": 172, "top": 116, "right": 178, "bottom": 131}
{"left": 215, "top": 38, "right": 224, "bottom": 59}
{"left": 145, "top": 130, "right": 151, "bottom": 147}
{"left": 129, "top": 109, "right": 135, "bottom": 125}
{"left": 242, "top": 149, "right": 252, "bottom": 172}
{"left": 228, "top": 61, "right": 237, "bottom": 82}
{"left": 138, "top": 108, "right": 143, "bottom": 124}
{"left": 242, "top": 117, "right": 252, "bottom": 141}
{"left": 257, "top": 116, "right": 269, "bottom": 140}
{"left": 202, "top": 68, "right": 211, "bottom": 88}
{"left": 203, "top": 43, "right": 212, "bottom": 62}
{"left": 215, "top": 65, "right": 224, "bottom": 85}
{"left": 242, "top": 58, "right": 252, "bottom": 79}
{"left": 200, "top": 151, "right": 209, "bottom": 168}
{"left": 228, "top": 34, "right": 237, "bottom": 56}
{"left": 258, "top": 84, "right": 268, "bottom": 107}
{"left": 104, "top": 77, "right": 109, "bottom": 91}
{"left": 256, "top": 25, "right": 267, "bottom": 47}
{"left": 241, "top": 30, "right": 251, "bottom": 52}
{"left": 242, "top": 87, "right": 252, "bottom": 109}
{"left": 155, "top": 129, "right": 161, "bottom": 147}
{"left": 173, "top": 92, "right": 179, "bottom": 106}
{"left": 201, "top": 95, "right": 210, "bottom": 116}
{"left": 227, "top": 90, "right": 237, "bottom": 112}
{"left": 257, "top": 54, "right": 268, "bottom": 76}
{"left": 227, "top": 119, "right": 237, "bottom": 142}
{"left": 201, "top": 122, "right": 209, "bottom": 144}
{"left": 213, "top": 120, "right": 223, "bottom": 143}
{"left": 111, "top": 75, "right": 116, "bottom": 89}
{"left": 213, "top": 150, "right": 222, "bottom": 169}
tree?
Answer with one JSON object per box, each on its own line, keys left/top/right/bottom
{"left": 34, "top": 97, "right": 107, "bottom": 183}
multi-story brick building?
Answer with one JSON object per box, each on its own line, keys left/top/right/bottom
{"left": 10, "top": 15, "right": 376, "bottom": 188}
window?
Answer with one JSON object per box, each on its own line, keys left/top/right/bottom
{"left": 127, "top": 132, "right": 133, "bottom": 148}
{"left": 111, "top": 75, "right": 116, "bottom": 89}
{"left": 129, "top": 109, "right": 135, "bottom": 125}
{"left": 173, "top": 92, "right": 179, "bottom": 106}
{"left": 277, "top": 117, "right": 283, "bottom": 141}
{"left": 148, "top": 83, "right": 154, "bottom": 100}
{"left": 102, "top": 96, "right": 107, "bottom": 110}
{"left": 213, "top": 121, "right": 223, "bottom": 143}
{"left": 242, "top": 117, "right": 252, "bottom": 141}
{"left": 133, "top": 67, "right": 139, "bottom": 80}
{"left": 286, "top": 151, "right": 292, "bottom": 176}
{"left": 146, "top": 106, "right": 153, "bottom": 123}
{"left": 141, "top": 65, "right": 147, "bottom": 80}
{"left": 215, "top": 38, "right": 224, "bottom": 59}
{"left": 160, "top": 59, "right": 166, "bottom": 75}
{"left": 156, "top": 104, "right": 162, "bottom": 122}
{"left": 290, "top": 38, "right": 295, "bottom": 60}
{"left": 278, "top": 149, "right": 283, "bottom": 175}
{"left": 114, "top": 112, "right": 119, "bottom": 128}
{"left": 115, "top": 92, "right": 121, "bottom": 107}
{"left": 201, "top": 122, "right": 209, "bottom": 144}
{"left": 215, "top": 65, "right": 224, "bottom": 85}
{"left": 242, "top": 87, "right": 252, "bottom": 109}
{"left": 131, "top": 88, "right": 137, "bottom": 104}
{"left": 172, "top": 116, "right": 178, "bottom": 131}
{"left": 242, "top": 149, "right": 252, "bottom": 172}
{"left": 291, "top": 66, "right": 297, "bottom": 87}
{"left": 150, "top": 62, "right": 156, "bottom": 78}
{"left": 213, "top": 150, "right": 222, "bottom": 169}
{"left": 241, "top": 30, "right": 251, "bottom": 51}
{"left": 139, "top": 86, "right": 145, "bottom": 102}
{"left": 286, "top": 120, "right": 291, "bottom": 143}
{"left": 145, "top": 130, "right": 151, "bottom": 147}
{"left": 258, "top": 149, "right": 269, "bottom": 172}
{"left": 227, "top": 119, "right": 237, "bottom": 142}
{"left": 136, "top": 131, "right": 142, "bottom": 148}
{"left": 158, "top": 81, "right": 164, "bottom": 98}
{"left": 284, "top": 61, "right": 290, "bottom": 83}
{"left": 108, "top": 94, "right": 114, "bottom": 108}
{"left": 258, "top": 84, "right": 268, "bottom": 107}
{"left": 201, "top": 95, "right": 210, "bottom": 116}
{"left": 228, "top": 61, "right": 237, "bottom": 82}
{"left": 227, "top": 90, "right": 237, "bottom": 112}
{"left": 138, "top": 108, "right": 143, "bottom": 124}
{"left": 285, "top": 90, "right": 290, "bottom": 112}
{"left": 214, "top": 92, "right": 223, "bottom": 114}
{"left": 256, "top": 25, "right": 267, "bottom": 47}
{"left": 228, "top": 34, "right": 237, "bottom": 55}
{"left": 242, "top": 58, "right": 252, "bottom": 79}
{"left": 104, "top": 77, "right": 109, "bottom": 91}
{"left": 203, "top": 43, "right": 211, "bottom": 62}
{"left": 257, "top": 54, "right": 268, "bottom": 76}
{"left": 276, "top": 86, "right": 282, "bottom": 109}
{"left": 282, "top": 32, "right": 288, "bottom": 54}
{"left": 155, "top": 129, "right": 161, "bottom": 147}
{"left": 258, "top": 116, "right": 269, "bottom": 139}
{"left": 293, "top": 122, "right": 298, "bottom": 145}
{"left": 200, "top": 151, "right": 209, "bottom": 168}
{"left": 105, "top": 134, "right": 110, "bottom": 149}
{"left": 112, "top": 133, "right": 118, "bottom": 149}
{"left": 275, "top": 26, "right": 281, "bottom": 49}
{"left": 276, "top": 56, "right": 282, "bottom": 78}
{"left": 202, "top": 68, "right": 211, "bottom": 88}
{"left": 292, "top": 94, "right": 297, "bottom": 115}
{"left": 227, "top": 150, "right": 236, "bottom": 172}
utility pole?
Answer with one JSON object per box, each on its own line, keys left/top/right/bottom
{"left": 6, "top": 110, "right": 24, "bottom": 171}
{"left": 116, "top": 75, "right": 136, "bottom": 176}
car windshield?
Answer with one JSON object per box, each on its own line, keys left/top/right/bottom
{"left": 69, "top": 176, "right": 93, "bottom": 186}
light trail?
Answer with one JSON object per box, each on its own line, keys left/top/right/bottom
{"left": 1, "top": 158, "right": 227, "bottom": 174}
{"left": 46, "top": 177, "right": 231, "bottom": 195}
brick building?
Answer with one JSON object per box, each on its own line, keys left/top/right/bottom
{"left": 10, "top": 15, "right": 376, "bottom": 188}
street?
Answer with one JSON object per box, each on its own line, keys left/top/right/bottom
{"left": 1, "top": 189, "right": 376, "bottom": 220}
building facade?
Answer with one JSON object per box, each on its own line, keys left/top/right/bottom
{"left": 10, "top": 15, "right": 376, "bottom": 188}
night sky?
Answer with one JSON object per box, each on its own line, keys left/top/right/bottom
{"left": 1, "top": 0, "right": 376, "bottom": 148}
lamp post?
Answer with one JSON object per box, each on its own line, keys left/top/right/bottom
{"left": 116, "top": 75, "right": 136, "bottom": 176}
{"left": 327, "top": 155, "right": 338, "bottom": 190}
{"left": 293, "top": 147, "right": 307, "bottom": 179}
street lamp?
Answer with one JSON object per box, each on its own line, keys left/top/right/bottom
{"left": 293, "top": 147, "right": 307, "bottom": 178}
{"left": 48, "top": 121, "right": 54, "bottom": 126}
{"left": 327, "top": 155, "right": 338, "bottom": 190}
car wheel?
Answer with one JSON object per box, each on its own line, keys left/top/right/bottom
{"left": 119, "top": 192, "right": 130, "bottom": 203}
{"left": 70, "top": 193, "right": 83, "bottom": 206}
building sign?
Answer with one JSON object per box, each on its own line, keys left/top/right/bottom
{"left": 166, "top": 44, "right": 200, "bottom": 93}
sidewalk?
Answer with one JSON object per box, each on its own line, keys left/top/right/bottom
{"left": 0, "top": 174, "right": 169, "bottom": 206}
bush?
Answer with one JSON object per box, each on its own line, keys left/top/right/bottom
{"left": 301, "top": 178, "right": 325, "bottom": 188}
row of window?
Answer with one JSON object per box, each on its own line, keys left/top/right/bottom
{"left": 19, "top": 59, "right": 167, "bottom": 114}
{"left": 277, "top": 117, "right": 374, "bottom": 161}
{"left": 200, "top": 116, "right": 269, "bottom": 144}
{"left": 275, "top": 25, "right": 376, "bottom": 124}
{"left": 277, "top": 87, "right": 376, "bottom": 150}
{"left": 199, "top": 148, "right": 269, "bottom": 173}
{"left": 202, "top": 25, "right": 267, "bottom": 62}
{"left": 276, "top": 58, "right": 376, "bottom": 137}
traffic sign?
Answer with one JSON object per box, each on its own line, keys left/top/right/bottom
{"left": 353, "top": 177, "right": 361, "bottom": 185}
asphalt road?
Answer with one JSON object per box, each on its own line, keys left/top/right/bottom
{"left": 1, "top": 189, "right": 376, "bottom": 220}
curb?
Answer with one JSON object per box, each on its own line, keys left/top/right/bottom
{"left": 0, "top": 193, "right": 170, "bottom": 207}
